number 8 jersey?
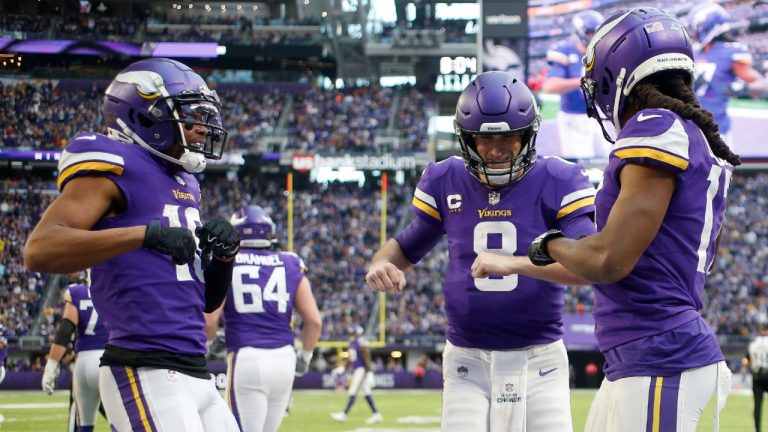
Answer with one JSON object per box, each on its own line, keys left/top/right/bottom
{"left": 404, "top": 155, "right": 596, "bottom": 350}
{"left": 57, "top": 133, "right": 208, "bottom": 355}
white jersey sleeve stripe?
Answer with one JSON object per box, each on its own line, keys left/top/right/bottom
{"left": 612, "top": 119, "right": 689, "bottom": 160}
{"left": 414, "top": 187, "right": 438, "bottom": 209}
{"left": 560, "top": 187, "right": 596, "bottom": 207}
{"left": 59, "top": 150, "right": 125, "bottom": 172}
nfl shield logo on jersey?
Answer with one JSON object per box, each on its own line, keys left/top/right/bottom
{"left": 505, "top": 383, "right": 514, "bottom": 393}
{"left": 488, "top": 191, "right": 500, "bottom": 205}
{"left": 457, "top": 366, "right": 468, "bottom": 378}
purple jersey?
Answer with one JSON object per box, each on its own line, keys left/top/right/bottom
{"left": 223, "top": 249, "right": 306, "bottom": 351}
{"left": 593, "top": 109, "right": 732, "bottom": 369}
{"left": 406, "top": 156, "right": 596, "bottom": 349}
{"left": 693, "top": 41, "right": 752, "bottom": 134}
{"left": 57, "top": 133, "right": 207, "bottom": 355}
{"left": 546, "top": 41, "right": 587, "bottom": 114}
{"left": 64, "top": 284, "right": 108, "bottom": 353}
{"left": 349, "top": 337, "right": 369, "bottom": 370}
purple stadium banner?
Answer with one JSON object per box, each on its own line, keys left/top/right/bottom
{"left": 0, "top": 39, "right": 220, "bottom": 58}
{"left": 0, "top": 149, "right": 61, "bottom": 161}
{"left": 562, "top": 313, "right": 598, "bottom": 351}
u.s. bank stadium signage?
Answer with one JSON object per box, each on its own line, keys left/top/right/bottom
{"left": 435, "top": 56, "right": 478, "bottom": 93}
{"left": 289, "top": 153, "right": 431, "bottom": 172}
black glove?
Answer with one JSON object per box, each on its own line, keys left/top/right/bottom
{"left": 143, "top": 220, "right": 197, "bottom": 265}
{"left": 196, "top": 217, "right": 241, "bottom": 259}
{"left": 528, "top": 229, "right": 565, "bottom": 266}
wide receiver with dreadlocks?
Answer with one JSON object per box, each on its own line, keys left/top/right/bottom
{"left": 519, "top": 8, "right": 736, "bottom": 431}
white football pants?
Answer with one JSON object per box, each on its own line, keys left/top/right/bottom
{"left": 226, "top": 345, "right": 296, "bottom": 432}
{"left": 585, "top": 361, "right": 732, "bottom": 432}
{"left": 99, "top": 366, "right": 239, "bottom": 432}
{"left": 441, "top": 339, "right": 572, "bottom": 432}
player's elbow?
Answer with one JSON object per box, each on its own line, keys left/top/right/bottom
{"left": 592, "top": 253, "right": 634, "bottom": 284}
{"left": 305, "top": 312, "right": 322, "bottom": 334}
{"left": 23, "top": 238, "right": 48, "bottom": 272}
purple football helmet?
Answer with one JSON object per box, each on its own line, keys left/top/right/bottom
{"left": 686, "top": 3, "right": 730, "bottom": 46}
{"left": 572, "top": 10, "right": 605, "bottom": 47}
{"left": 454, "top": 71, "right": 540, "bottom": 188}
{"left": 581, "top": 8, "right": 694, "bottom": 141}
{"left": 230, "top": 205, "right": 276, "bottom": 248}
{"left": 102, "top": 58, "right": 227, "bottom": 173}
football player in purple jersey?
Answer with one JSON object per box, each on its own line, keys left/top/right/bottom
{"left": 24, "top": 58, "right": 240, "bottom": 432}
{"left": 686, "top": 3, "right": 768, "bottom": 144}
{"left": 522, "top": 8, "right": 738, "bottom": 431}
{"left": 543, "top": 10, "right": 612, "bottom": 159}
{"left": 205, "top": 205, "right": 322, "bottom": 432}
{"left": 330, "top": 324, "right": 382, "bottom": 425}
{"left": 42, "top": 283, "right": 108, "bottom": 432}
{"left": 366, "top": 70, "right": 596, "bottom": 432}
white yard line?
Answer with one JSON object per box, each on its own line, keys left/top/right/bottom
{"left": 0, "top": 402, "right": 69, "bottom": 409}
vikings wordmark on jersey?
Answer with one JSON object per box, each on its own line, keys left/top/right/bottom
{"left": 408, "top": 155, "right": 596, "bottom": 350}
{"left": 58, "top": 133, "right": 208, "bottom": 355}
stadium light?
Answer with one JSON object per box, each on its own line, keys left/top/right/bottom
{"left": 391, "top": 350, "right": 402, "bottom": 358}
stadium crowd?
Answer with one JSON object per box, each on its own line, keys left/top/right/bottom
{"left": 0, "top": 82, "right": 433, "bottom": 154}
{"left": 5, "top": 172, "right": 768, "bottom": 350}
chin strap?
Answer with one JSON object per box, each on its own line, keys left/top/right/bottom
{"left": 115, "top": 118, "right": 206, "bottom": 173}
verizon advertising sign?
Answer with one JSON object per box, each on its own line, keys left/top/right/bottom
{"left": 290, "top": 153, "right": 430, "bottom": 172}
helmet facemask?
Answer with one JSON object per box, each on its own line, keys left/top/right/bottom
{"left": 456, "top": 117, "right": 539, "bottom": 188}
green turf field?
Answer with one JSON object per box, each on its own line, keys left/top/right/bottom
{"left": 0, "top": 389, "right": 758, "bottom": 431}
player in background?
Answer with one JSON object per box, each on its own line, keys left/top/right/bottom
{"left": 747, "top": 324, "right": 768, "bottom": 432}
{"left": 205, "top": 205, "right": 322, "bottom": 432}
{"left": 686, "top": 3, "right": 768, "bottom": 144}
{"left": 330, "top": 325, "right": 382, "bottom": 425}
{"left": 542, "top": 10, "right": 611, "bottom": 159}
{"left": 366, "top": 70, "right": 596, "bottom": 432}
{"left": 42, "top": 282, "right": 108, "bottom": 432}
{"left": 517, "top": 8, "right": 736, "bottom": 431}
{"left": 24, "top": 58, "right": 240, "bottom": 432}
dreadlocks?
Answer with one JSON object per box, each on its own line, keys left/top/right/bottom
{"left": 627, "top": 70, "right": 741, "bottom": 166}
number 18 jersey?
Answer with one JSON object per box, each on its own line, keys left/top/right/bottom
{"left": 57, "top": 133, "right": 207, "bottom": 355}
{"left": 593, "top": 109, "right": 733, "bottom": 353}
{"left": 408, "top": 156, "right": 596, "bottom": 350}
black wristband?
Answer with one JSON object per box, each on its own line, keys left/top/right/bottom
{"left": 528, "top": 229, "right": 565, "bottom": 266}
{"left": 204, "top": 258, "right": 234, "bottom": 313}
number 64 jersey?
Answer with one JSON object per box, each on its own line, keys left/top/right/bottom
{"left": 407, "top": 155, "right": 596, "bottom": 350}
{"left": 222, "top": 249, "right": 306, "bottom": 351}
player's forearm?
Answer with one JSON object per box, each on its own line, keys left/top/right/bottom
{"left": 301, "top": 317, "right": 322, "bottom": 352}
{"left": 371, "top": 239, "right": 412, "bottom": 271}
{"left": 548, "top": 234, "right": 631, "bottom": 284}
{"left": 541, "top": 77, "right": 581, "bottom": 94}
{"left": 24, "top": 224, "right": 145, "bottom": 273}
{"left": 47, "top": 344, "right": 67, "bottom": 363}
{"left": 515, "top": 259, "right": 592, "bottom": 286}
